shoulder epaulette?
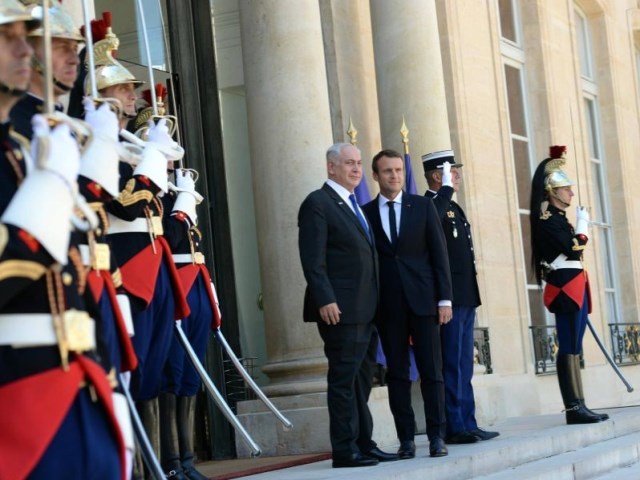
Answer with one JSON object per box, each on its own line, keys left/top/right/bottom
{"left": 539, "top": 210, "right": 552, "bottom": 220}
{"left": 8, "top": 129, "right": 30, "bottom": 154}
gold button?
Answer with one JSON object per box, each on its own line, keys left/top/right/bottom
{"left": 62, "top": 272, "right": 73, "bottom": 286}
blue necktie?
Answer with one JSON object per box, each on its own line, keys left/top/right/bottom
{"left": 387, "top": 200, "right": 398, "bottom": 247}
{"left": 349, "top": 194, "right": 370, "bottom": 241}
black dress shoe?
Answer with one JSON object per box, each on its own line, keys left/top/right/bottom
{"left": 429, "top": 437, "right": 448, "bottom": 457}
{"left": 365, "top": 447, "right": 399, "bottom": 462}
{"left": 397, "top": 440, "right": 416, "bottom": 460}
{"left": 332, "top": 452, "right": 379, "bottom": 468}
{"left": 445, "top": 431, "right": 478, "bottom": 444}
{"left": 470, "top": 427, "right": 500, "bottom": 441}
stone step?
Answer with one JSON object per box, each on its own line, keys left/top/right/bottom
{"left": 476, "top": 431, "right": 640, "bottom": 480}
{"left": 240, "top": 407, "right": 640, "bottom": 479}
{"left": 593, "top": 459, "right": 640, "bottom": 479}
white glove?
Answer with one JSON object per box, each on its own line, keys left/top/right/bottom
{"left": 147, "top": 118, "right": 184, "bottom": 162}
{"left": 147, "top": 118, "right": 174, "bottom": 148}
{"left": 32, "top": 115, "right": 80, "bottom": 190}
{"left": 575, "top": 206, "right": 590, "bottom": 237}
{"left": 83, "top": 98, "right": 119, "bottom": 141}
{"left": 441, "top": 161, "right": 453, "bottom": 187}
{"left": 133, "top": 143, "right": 169, "bottom": 193}
{"left": 175, "top": 168, "right": 196, "bottom": 193}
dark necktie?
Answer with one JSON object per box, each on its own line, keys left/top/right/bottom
{"left": 387, "top": 200, "right": 398, "bottom": 246}
{"left": 348, "top": 194, "right": 370, "bottom": 240}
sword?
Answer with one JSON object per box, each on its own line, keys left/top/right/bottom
{"left": 214, "top": 329, "right": 293, "bottom": 431}
{"left": 174, "top": 320, "right": 262, "bottom": 456}
{"left": 586, "top": 318, "right": 634, "bottom": 392}
{"left": 118, "top": 374, "right": 165, "bottom": 480}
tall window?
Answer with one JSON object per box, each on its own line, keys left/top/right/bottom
{"left": 574, "top": 7, "right": 621, "bottom": 323}
{"left": 498, "top": 0, "right": 548, "bottom": 327}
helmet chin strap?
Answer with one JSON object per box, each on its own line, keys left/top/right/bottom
{"left": 0, "top": 81, "right": 28, "bottom": 98}
{"left": 31, "top": 56, "right": 73, "bottom": 93}
{"left": 549, "top": 190, "right": 571, "bottom": 208}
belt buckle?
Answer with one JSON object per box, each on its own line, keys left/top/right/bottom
{"left": 194, "top": 252, "right": 205, "bottom": 264}
{"left": 63, "top": 310, "right": 94, "bottom": 352}
{"left": 151, "top": 216, "right": 164, "bottom": 236}
{"left": 92, "top": 243, "right": 111, "bottom": 271}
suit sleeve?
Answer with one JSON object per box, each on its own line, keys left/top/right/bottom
{"left": 425, "top": 199, "right": 453, "bottom": 301}
{"left": 431, "top": 185, "right": 454, "bottom": 219}
{"left": 298, "top": 194, "right": 335, "bottom": 308}
{"left": 106, "top": 162, "right": 159, "bottom": 221}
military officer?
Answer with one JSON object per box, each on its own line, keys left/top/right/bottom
{"left": 423, "top": 149, "right": 499, "bottom": 444}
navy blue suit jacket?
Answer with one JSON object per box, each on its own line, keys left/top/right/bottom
{"left": 363, "top": 193, "right": 452, "bottom": 318}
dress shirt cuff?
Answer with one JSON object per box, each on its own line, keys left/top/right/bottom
{"left": 438, "top": 300, "right": 452, "bottom": 307}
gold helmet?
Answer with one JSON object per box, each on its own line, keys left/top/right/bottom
{"left": 83, "top": 11, "right": 144, "bottom": 94}
{"left": 544, "top": 145, "right": 574, "bottom": 191}
{"left": 24, "top": 0, "right": 84, "bottom": 41}
{"left": 0, "top": 0, "right": 40, "bottom": 30}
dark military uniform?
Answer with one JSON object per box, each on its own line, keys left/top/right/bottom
{"left": 0, "top": 122, "right": 124, "bottom": 479}
{"left": 426, "top": 185, "right": 481, "bottom": 438}
{"left": 106, "top": 160, "right": 189, "bottom": 401}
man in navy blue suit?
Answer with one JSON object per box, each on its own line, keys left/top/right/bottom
{"left": 363, "top": 149, "right": 452, "bottom": 459}
{"left": 298, "top": 143, "right": 397, "bottom": 468}
{"left": 423, "top": 149, "right": 499, "bottom": 444}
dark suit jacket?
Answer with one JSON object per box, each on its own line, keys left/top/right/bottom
{"left": 426, "top": 186, "right": 481, "bottom": 307}
{"left": 363, "top": 193, "right": 452, "bottom": 318}
{"left": 298, "top": 183, "right": 378, "bottom": 324}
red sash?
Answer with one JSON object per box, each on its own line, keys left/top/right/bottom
{"left": 176, "top": 263, "right": 222, "bottom": 329}
{"left": 544, "top": 271, "right": 591, "bottom": 313}
{"left": 119, "top": 238, "right": 190, "bottom": 319}
{"left": 87, "top": 271, "right": 139, "bottom": 372}
{"left": 0, "top": 357, "right": 125, "bottom": 479}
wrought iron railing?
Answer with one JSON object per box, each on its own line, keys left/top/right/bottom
{"left": 609, "top": 323, "right": 640, "bottom": 366}
{"left": 473, "top": 327, "right": 493, "bottom": 374}
{"left": 530, "top": 325, "right": 558, "bottom": 374}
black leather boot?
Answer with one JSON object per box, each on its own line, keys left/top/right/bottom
{"left": 572, "top": 355, "right": 609, "bottom": 421}
{"left": 160, "top": 392, "right": 188, "bottom": 479}
{"left": 556, "top": 354, "right": 602, "bottom": 424}
{"left": 137, "top": 398, "right": 162, "bottom": 478}
{"left": 177, "top": 395, "right": 208, "bottom": 480}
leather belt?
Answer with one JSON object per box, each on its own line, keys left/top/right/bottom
{"left": 0, "top": 312, "right": 96, "bottom": 351}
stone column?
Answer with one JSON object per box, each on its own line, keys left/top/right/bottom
{"left": 235, "top": 0, "right": 397, "bottom": 456}
{"left": 238, "top": 0, "right": 332, "bottom": 397}
{"left": 370, "top": 0, "right": 451, "bottom": 192}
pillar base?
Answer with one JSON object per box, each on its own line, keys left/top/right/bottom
{"left": 234, "top": 386, "right": 398, "bottom": 457}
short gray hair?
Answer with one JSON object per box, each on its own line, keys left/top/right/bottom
{"left": 326, "top": 142, "right": 359, "bottom": 164}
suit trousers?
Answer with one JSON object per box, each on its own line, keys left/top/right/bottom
{"left": 378, "top": 294, "right": 446, "bottom": 441}
{"left": 318, "top": 322, "right": 377, "bottom": 457}
{"left": 441, "top": 305, "right": 478, "bottom": 436}
{"left": 555, "top": 290, "right": 589, "bottom": 355}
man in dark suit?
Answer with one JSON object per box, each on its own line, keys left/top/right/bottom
{"left": 363, "top": 149, "right": 452, "bottom": 459}
{"left": 298, "top": 143, "right": 397, "bottom": 468}
{"left": 422, "top": 149, "right": 499, "bottom": 444}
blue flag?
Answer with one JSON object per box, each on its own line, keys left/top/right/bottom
{"left": 404, "top": 153, "right": 418, "bottom": 195}
{"left": 354, "top": 174, "right": 371, "bottom": 205}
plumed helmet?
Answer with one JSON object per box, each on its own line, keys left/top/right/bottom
{"left": 25, "top": 0, "right": 84, "bottom": 42}
{"left": 82, "top": 11, "right": 143, "bottom": 94}
{"left": 543, "top": 145, "right": 574, "bottom": 191}
{"left": 0, "top": 0, "right": 40, "bottom": 30}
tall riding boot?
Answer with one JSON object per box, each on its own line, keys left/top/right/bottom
{"left": 572, "top": 355, "right": 609, "bottom": 421}
{"left": 556, "top": 354, "right": 602, "bottom": 424}
{"left": 177, "top": 395, "right": 208, "bottom": 480}
{"left": 159, "top": 392, "right": 188, "bottom": 479}
{"left": 137, "top": 398, "right": 161, "bottom": 479}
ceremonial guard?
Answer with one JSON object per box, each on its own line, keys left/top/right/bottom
{"left": 151, "top": 93, "right": 213, "bottom": 479}
{"left": 529, "top": 146, "right": 608, "bottom": 425}
{"left": 0, "top": 1, "right": 129, "bottom": 478}
{"left": 10, "top": 0, "right": 137, "bottom": 378}
{"left": 77, "top": 13, "right": 190, "bottom": 472}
